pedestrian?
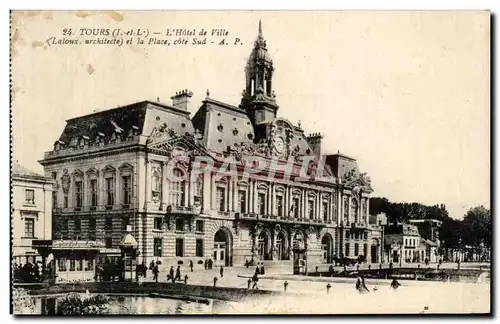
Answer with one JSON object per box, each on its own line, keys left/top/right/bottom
{"left": 150, "top": 260, "right": 155, "bottom": 271}
{"left": 379, "top": 263, "right": 382, "bottom": 270}
{"left": 169, "top": 266, "right": 174, "bottom": 282}
{"left": 326, "top": 283, "right": 331, "bottom": 294}
{"left": 184, "top": 274, "right": 188, "bottom": 284}
{"left": 255, "top": 265, "right": 260, "bottom": 276}
{"left": 213, "top": 277, "right": 218, "bottom": 287}
{"left": 328, "top": 265, "right": 334, "bottom": 277}
{"left": 189, "top": 260, "right": 194, "bottom": 272}
{"left": 252, "top": 273, "right": 259, "bottom": 289}
{"left": 245, "top": 259, "right": 249, "bottom": 268}
{"left": 247, "top": 278, "right": 252, "bottom": 289}
{"left": 208, "top": 259, "right": 213, "bottom": 270}
{"left": 204, "top": 259, "right": 208, "bottom": 270}
{"left": 175, "top": 265, "right": 181, "bottom": 281}
{"left": 390, "top": 278, "right": 401, "bottom": 290}
{"left": 153, "top": 264, "right": 159, "bottom": 283}
{"left": 260, "top": 264, "right": 265, "bottom": 275}
{"left": 220, "top": 266, "right": 224, "bottom": 278}
{"left": 284, "top": 280, "right": 288, "bottom": 292}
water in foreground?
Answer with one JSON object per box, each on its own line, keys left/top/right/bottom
{"left": 32, "top": 281, "right": 490, "bottom": 315}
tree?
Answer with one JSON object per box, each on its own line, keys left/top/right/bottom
{"left": 462, "top": 206, "right": 491, "bottom": 249}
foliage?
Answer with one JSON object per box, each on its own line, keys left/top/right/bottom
{"left": 371, "top": 197, "right": 491, "bottom": 250}
{"left": 56, "top": 293, "right": 110, "bottom": 315}
{"left": 12, "top": 288, "right": 35, "bottom": 315}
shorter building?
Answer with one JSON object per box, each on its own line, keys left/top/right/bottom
{"left": 420, "top": 238, "right": 439, "bottom": 263}
{"left": 12, "top": 162, "right": 55, "bottom": 265}
{"left": 384, "top": 223, "right": 425, "bottom": 264}
{"left": 409, "top": 219, "right": 442, "bottom": 243}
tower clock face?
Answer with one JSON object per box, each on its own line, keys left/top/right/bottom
{"left": 273, "top": 136, "right": 285, "bottom": 153}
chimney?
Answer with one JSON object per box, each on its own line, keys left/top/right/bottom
{"left": 171, "top": 89, "right": 193, "bottom": 111}
{"left": 306, "top": 132, "right": 323, "bottom": 156}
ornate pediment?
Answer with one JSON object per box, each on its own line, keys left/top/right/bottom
{"left": 343, "top": 170, "right": 373, "bottom": 193}
{"left": 147, "top": 122, "right": 177, "bottom": 145}
{"left": 148, "top": 134, "right": 208, "bottom": 158}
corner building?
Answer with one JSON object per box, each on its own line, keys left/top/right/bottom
{"left": 40, "top": 22, "right": 378, "bottom": 270}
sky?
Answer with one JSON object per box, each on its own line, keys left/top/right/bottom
{"left": 11, "top": 10, "right": 490, "bottom": 220}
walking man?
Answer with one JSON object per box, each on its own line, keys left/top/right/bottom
{"left": 189, "top": 260, "right": 194, "bottom": 272}
{"left": 169, "top": 266, "right": 174, "bottom": 282}
{"left": 175, "top": 265, "right": 181, "bottom": 282}
{"left": 220, "top": 266, "right": 224, "bottom": 278}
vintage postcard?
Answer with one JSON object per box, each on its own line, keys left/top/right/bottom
{"left": 10, "top": 10, "right": 491, "bottom": 315}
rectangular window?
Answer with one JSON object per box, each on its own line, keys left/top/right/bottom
{"left": 69, "top": 258, "right": 76, "bottom": 271}
{"left": 90, "top": 179, "right": 98, "bottom": 207}
{"left": 276, "top": 195, "right": 283, "bottom": 217}
{"left": 122, "top": 175, "right": 131, "bottom": 205}
{"left": 25, "top": 189, "right": 35, "bottom": 204}
{"left": 51, "top": 171, "right": 57, "bottom": 179}
{"left": 154, "top": 238, "right": 162, "bottom": 257}
{"left": 308, "top": 200, "right": 315, "bottom": 220}
{"left": 77, "top": 259, "right": 83, "bottom": 271}
{"left": 105, "top": 216, "right": 113, "bottom": 231}
{"left": 154, "top": 217, "right": 163, "bottom": 230}
{"left": 122, "top": 216, "right": 130, "bottom": 231}
{"left": 363, "top": 232, "right": 368, "bottom": 240}
{"left": 175, "top": 238, "right": 184, "bottom": 257}
{"left": 175, "top": 218, "right": 184, "bottom": 232}
{"left": 52, "top": 191, "right": 58, "bottom": 208}
{"left": 61, "top": 218, "right": 69, "bottom": 240}
{"left": 196, "top": 220, "right": 204, "bottom": 233}
{"left": 24, "top": 218, "right": 35, "bottom": 238}
{"left": 58, "top": 257, "right": 67, "bottom": 272}
{"left": 354, "top": 243, "right": 359, "bottom": 256}
{"left": 106, "top": 177, "right": 115, "bottom": 206}
{"left": 75, "top": 180, "right": 83, "bottom": 208}
{"left": 105, "top": 237, "right": 113, "bottom": 248}
{"left": 345, "top": 243, "right": 350, "bottom": 256}
{"left": 85, "top": 258, "right": 94, "bottom": 271}
{"left": 216, "top": 187, "right": 226, "bottom": 212}
{"left": 346, "top": 231, "right": 350, "bottom": 240}
{"left": 292, "top": 197, "right": 300, "bottom": 218}
{"left": 238, "top": 190, "right": 247, "bottom": 213}
{"left": 363, "top": 243, "right": 368, "bottom": 257}
{"left": 196, "top": 239, "right": 204, "bottom": 257}
{"left": 258, "top": 192, "right": 266, "bottom": 215}
{"left": 88, "top": 218, "right": 96, "bottom": 240}
{"left": 74, "top": 218, "right": 81, "bottom": 233}
{"left": 322, "top": 202, "right": 328, "bottom": 222}
{"left": 405, "top": 238, "right": 408, "bottom": 246}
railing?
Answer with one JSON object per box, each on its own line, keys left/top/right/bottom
{"left": 237, "top": 213, "right": 328, "bottom": 226}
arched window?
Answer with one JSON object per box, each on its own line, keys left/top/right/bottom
{"left": 169, "top": 169, "right": 185, "bottom": 207}
{"left": 351, "top": 198, "right": 359, "bottom": 223}
{"left": 151, "top": 169, "right": 161, "bottom": 203}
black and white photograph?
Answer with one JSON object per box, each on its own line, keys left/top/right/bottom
{"left": 10, "top": 10, "right": 491, "bottom": 315}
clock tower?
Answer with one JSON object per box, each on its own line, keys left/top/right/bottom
{"left": 240, "top": 20, "right": 279, "bottom": 127}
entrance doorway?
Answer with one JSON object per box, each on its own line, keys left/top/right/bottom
{"left": 321, "top": 234, "right": 333, "bottom": 263}
{"left": 258, "top": 231, "right": 270, "bottom": 260}
{"left": 275, "top": 232, "right": 288, "bottom": 260}
{"left": 214, "top": 229, "right": 231, "bottom": 266}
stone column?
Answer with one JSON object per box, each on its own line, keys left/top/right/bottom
{"left": 232, "top": 180, "right": 237, "bottom": 212}
{"left": 318, "top": 192, "right": 322, "bottom": 221}
{"left": 161, "top": 162, "right": 168, "bottom": 207}
{"left": 146, "top": 160, "right": 152, "bottom": 203}
{"left": 227, "top": 180, "right": 232, "bottom": 212}
{"left": 253, "top": 181, "right": 258, "bottom": 213}
{"left": 248, "top": 180, "right": 253, "bottom": 213}
{"left": 202, "top": 172, "right": 210, "bottom": 212}
{"left": 271, "top": 228, "right": 278, "bottom": 260}
{"left": 272, "top": 184, "right": 276, "bottom": 216}
{"left": 211, "top": 174, "right": 216, "bottom": 210}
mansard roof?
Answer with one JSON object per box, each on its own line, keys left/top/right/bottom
{"left": 192, "top": 98, "right": 255, "bottom": 152}
{"left": 57, "top": 100, "right": 194, "bottom": 148}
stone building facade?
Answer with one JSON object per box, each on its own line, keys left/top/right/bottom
{"left": 12, "top": 162, "right": 55, "bottom": 264}
{"left": 40, "top": 22, "right": 378, "bottom": 269}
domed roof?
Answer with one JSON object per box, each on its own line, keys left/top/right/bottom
{"left": 120, "top": 233, "right": 138, "bottom": 247}
{"left": 247, "top": 20, "right": 273, "bottom": 66}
